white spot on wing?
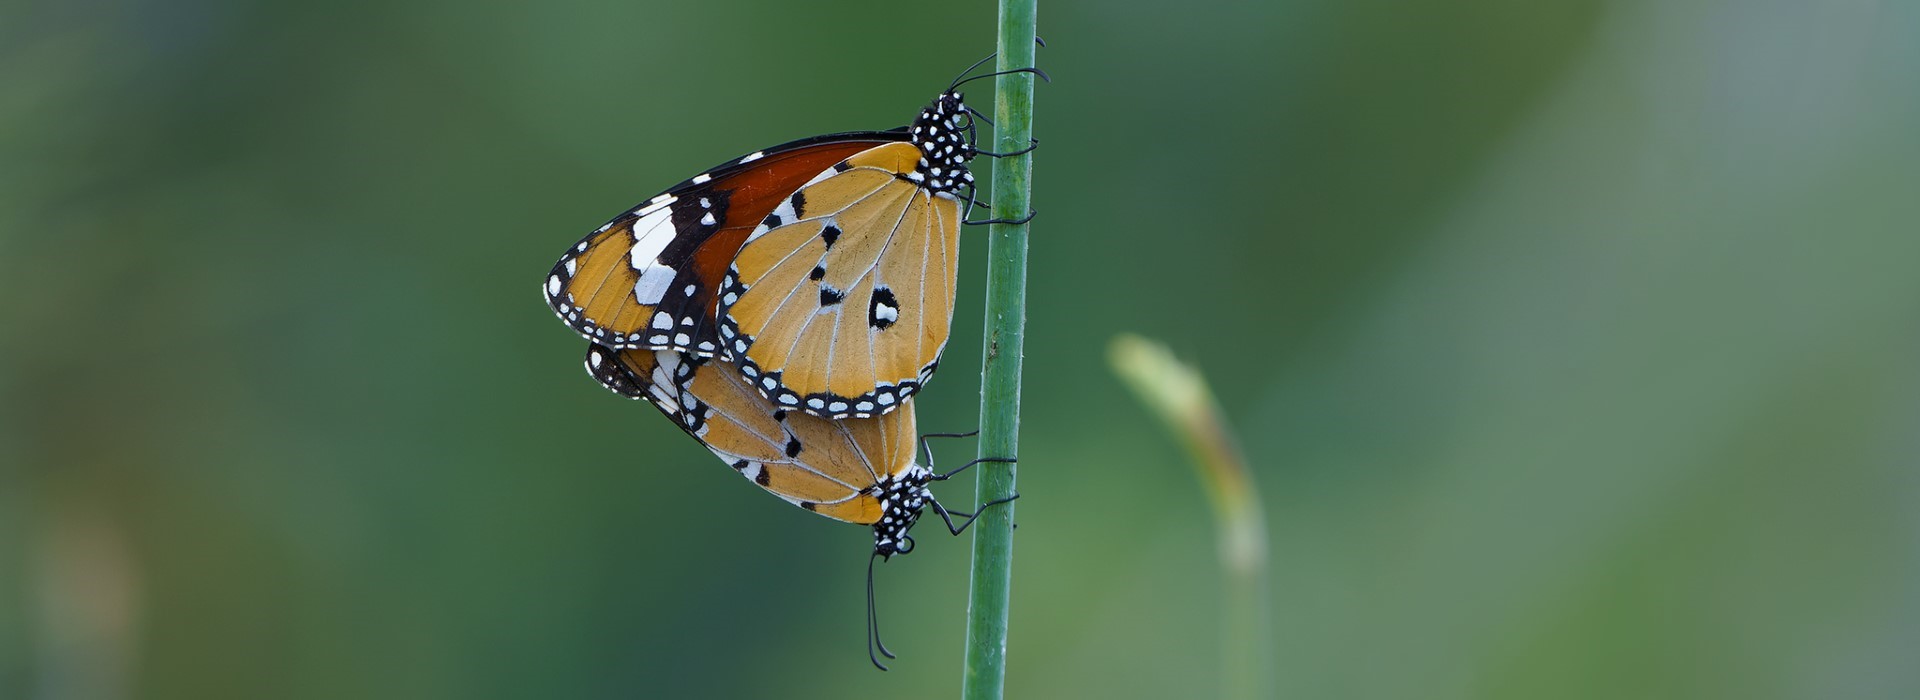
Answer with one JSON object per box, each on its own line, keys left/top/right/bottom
{"left": 626, "top": 204, "right": 677, "bottom": 270}
{"left": 771, "top": 198, "right": 799, "bottom": 225}
{"left": 691, "top": 173, "right": 712, "bottom": 184}
{"left": 740, "top": 151, "right": 765, "bottom": 163}
{"left": 546, "top": 275, "right": 561, "bottom": 297}
{"left": 802, "top": 166, "right": 842, "bottom": 188}
{"left": 636, "top": 195, "right": 677, "bottom": 215}
{"left": 633, "top": 265, "right": 676, "bottom": 304}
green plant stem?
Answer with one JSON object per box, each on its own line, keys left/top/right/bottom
{"left": 960, "top": 1, "right": 1037, "bottom": 698}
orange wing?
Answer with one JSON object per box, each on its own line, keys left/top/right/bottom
{"left": 544, "top": 134, "right": 900, "bottom": 356}
{"left": 716, "top": 143, "right": 965, "bottom": 419}
{"left": 584, "top": 344, "right": 923, "bottom": 525}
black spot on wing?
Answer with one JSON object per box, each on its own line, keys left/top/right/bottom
{"left": 819, "top": 286, "right": 845, "bottom": 306}
{"left": 659, "top": 191, "right": 732, "bottom": 266}
{"left": 809, "top": 265, "right": 826, "bottom": 281}
{"left": 821, "top": 225, "right": 840, "bottom": 249}
{"left": 785, "top": 437, "right": 803, "bottom": 458}
{"left": 788, "top": 191, "right": 806, "bottom": 218}
{"left": 868, "top": 287, "right": 899, "bottom": 330}
{"left": 762, "top": 213, "right": 783, "bottom": 228}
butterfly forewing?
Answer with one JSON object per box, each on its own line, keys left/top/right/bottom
{"left": 546, "top": 135, "right": 901, "bottom": 355}
{"left": 585, "top": 344, "right": 914, "bottom": 525}
{"left": 719, "top": 142, "right": 966, "bottom": 419}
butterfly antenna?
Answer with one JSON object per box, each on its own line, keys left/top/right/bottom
{"left": 948, "top": 52, "right": 1000, "bottom": 93}
{"left": 867, "top": 552, "right": 896, "bottom": 670}
{"left": 951, "top": 67, "right": 1051, "bottom": 92}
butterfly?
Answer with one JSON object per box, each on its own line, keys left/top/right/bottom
{"left": 583, "top": 343, "right": 1013, "bottom": 668}
{"left": 545, "top": 77, "right": 1032, "bottom": 420}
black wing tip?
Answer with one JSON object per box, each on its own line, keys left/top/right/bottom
{"left": 583, "top": 343, "right": 647, "bottom": 399}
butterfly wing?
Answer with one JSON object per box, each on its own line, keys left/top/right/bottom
{"left": 585, "top": 344, "right": 916, "bottom": 525}
{"left": 717, "top": 142, "right": 964, "bottom": 419}
{"left": 546, "top": 132, "right": 904, "bottom": 356}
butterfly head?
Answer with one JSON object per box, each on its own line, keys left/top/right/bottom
{"left": 870, "top": 464, "right": 935, "bottom": 559}
{"left": 907, "top": 92, "right": 977, "bottom": 195}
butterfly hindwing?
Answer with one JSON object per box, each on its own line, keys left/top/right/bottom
{"left": 717, "top": 96, "right": 975, "bottom": 420}
{"left": 584, "top": 344, "right": 917, "bottom": 525}
{"left": 546, "top": 134, "right": 903, "bottom": 355}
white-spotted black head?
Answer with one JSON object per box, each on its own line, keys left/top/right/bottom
{"left": 905, "top": 92, "right": 976, "bottom": 195}
{"left": 870, "top": 465, "right": 935, "bottom": 558}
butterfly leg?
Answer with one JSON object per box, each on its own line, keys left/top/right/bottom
{"left": 928, "top": 492, "right": 1022, "bottom": 536}
{"left": 975, "top": 137, "right": 1040, "bottom": 159}
{"left": 965, "top": 208, "right": 1037, "bottom": 226}
{"left": 918, "top": 430, "right": 981, "bottom": 465}
{"left": 917, "top": 431, "right": 999, "bottom": 475}
{"left": 931, "top": 456, "right": 1016, "bottom": 482}
{"left": 957, "top": 181, "right": 995, "bottom": 214}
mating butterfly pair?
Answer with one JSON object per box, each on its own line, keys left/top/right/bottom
{"left": 544, "top": 61, "right": 1035, "bottom": 668}
{"left": 544, "top": 84, "right": 984, "bottom": 539}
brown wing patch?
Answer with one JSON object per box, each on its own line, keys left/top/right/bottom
{"left": 717, "top": 141, "right": 965, "bottom": 419}
{"left": 545, "top": 139, "right": 886, "bottom": 354}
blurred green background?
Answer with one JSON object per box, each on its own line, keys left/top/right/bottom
{"left": 5, "top": 0, "right": 1918, "bottom": 697}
